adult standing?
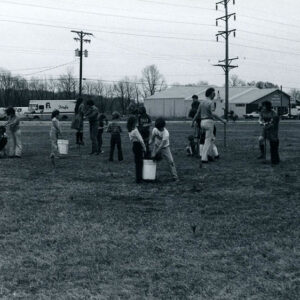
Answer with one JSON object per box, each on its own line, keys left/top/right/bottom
{"left": 192, "top": 88, "right": 226, "bottom": 163}
{"left": 189, "top": 95, "right": 202, "bottom": 157}
{"left": 85, "top": 100, "right": 99, "bottom": 155}
{"left": 257, "top": 101, "right": 280, "bottom": 165}
{"left": 5, "top": 107, "right": 22, "bottom": 158}
{"left": 73, "top": 97, "right": 85, "bottom": 145}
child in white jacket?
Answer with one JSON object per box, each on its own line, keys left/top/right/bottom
{"left": 5, "top": 107, "right": 22, "bottom": 158}
{"left": 50, "top": 110, "right": 61, "bottom": 159}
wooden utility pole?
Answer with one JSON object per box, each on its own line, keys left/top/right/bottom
{"left": 71, "top": 30, "right": 93, "bottom": 97}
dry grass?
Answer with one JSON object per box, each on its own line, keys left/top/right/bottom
{"left": 0, "top": 121, "right": 299, "bottom": 299}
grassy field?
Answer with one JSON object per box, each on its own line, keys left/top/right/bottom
{"left": 0, "top": 121, "right": 299, "bottom": 299}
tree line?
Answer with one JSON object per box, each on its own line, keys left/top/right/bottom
{"left": 0, "top": 64, "right": 167, "bottom": 114}
{"left": 1, "top": 66, "right": 299, "bottom": 114}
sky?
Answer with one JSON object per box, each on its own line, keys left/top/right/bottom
{"left": 0, "top": 0, "right": 300, "bottom": 91}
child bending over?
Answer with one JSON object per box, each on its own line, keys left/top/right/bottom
{"left": 150, "top": 117, "right": 178, "bottom": 181}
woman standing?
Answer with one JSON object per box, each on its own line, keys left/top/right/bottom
{"left": 72, "top": 97, "right": 85, "bottom": 145}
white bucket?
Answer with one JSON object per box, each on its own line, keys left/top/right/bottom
{"left": 57, "top": 139, "right": 69, "bottom": 155}
{"left": 142, "top": 159, "right": 157, "bottom": 180}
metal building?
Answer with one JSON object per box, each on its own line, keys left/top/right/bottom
{"left": 144, "top": 86, "right": 290, "bottom": 118}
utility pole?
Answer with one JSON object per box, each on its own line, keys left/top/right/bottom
{"left": 71, "top": 30, "right": 93, "bottom": 97}
{"left": 214, "top": 0, "right": 238, "bottom": 121}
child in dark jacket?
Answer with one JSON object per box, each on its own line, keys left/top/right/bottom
{"left": 127, "top": 116, "right": 146, "bottom": 183}
{"left": 97, "top": 113, "right": 108, "bottom": 154}
{"left": 186, "top": 135, "right": 196, "bottom": 156}
{"left": 107, "top": 111, "right": 123, "bottom": 161}
{"left": 0, "top": 126, "right": 8, "bottom": 158}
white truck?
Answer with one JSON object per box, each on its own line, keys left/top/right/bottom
{"left": 26, "top": 100, "right": 76, "bottom": 120}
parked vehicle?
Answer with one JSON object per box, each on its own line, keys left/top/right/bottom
{"left": 243, "top": 111, "right": 260, "bottom": 119}
{"left": 26, "top": 100, "right": 76, "bottom": 120}
{"left": 14, "top": 107, "right": 29, "bottom": 119}
{"left": 281, "top": 107, "right": 300, "bottom": 120}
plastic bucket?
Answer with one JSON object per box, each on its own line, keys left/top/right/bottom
{"left": 57, "top": 139, "right": 69, "bottom": 155}
{"left": 142, "top": 159, "right": 157, "bottom": 180}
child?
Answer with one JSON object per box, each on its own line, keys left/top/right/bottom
{"left": 5, "top": 107, "right": 22, "bottom": 158}
{"left": 127, "top": 116, "right": 146, "bottom": 183}
{"left": 150, "top": 117, "right": 178, "bottom": 181}
{"left": 257, "top": 101, "right": 280, "bottom": 165}
{"left": 186, "top": 135, "right": 196, "bottom": 156}
{"left": 97, "top": 113, "right": 108, "bottom": 154}
{"left": 137, "top": 106, "right": 152, "bottom": 157}
{"left": 50, "top": 109, "right": 61, "bottom": 159}
{"left": 0, "top": 126, "right": 8, "bottom": 158}
{"left": 84, "top": 100, "right": 99, "bottom": 155}
{"left": 107, "top": 111, "right": 123, "bottom": 162}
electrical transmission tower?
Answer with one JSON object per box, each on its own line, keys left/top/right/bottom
{"left": 71, "top": 30, "right": 93, "bottom": 97}
{"left": 214, "top": 0, "right": 238, "bottom": 121}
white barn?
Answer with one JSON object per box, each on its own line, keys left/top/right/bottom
{"left": 144, "top": 86, "right": 290, "bottom": 118}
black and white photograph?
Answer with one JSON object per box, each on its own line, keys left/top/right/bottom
{"left": 0, "top": 0, "right": 299, "bottom": 299}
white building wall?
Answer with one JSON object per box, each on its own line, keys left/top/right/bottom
{"left": 145, "top": 98, "right": 185, "bottom": 117}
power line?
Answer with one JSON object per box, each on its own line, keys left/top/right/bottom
{"left": 0, "top": 0, "right": 215, "bottom": 27}
{"left": 139, "top": 0, "right": 218, "bottom": 11}
{"left": 0, "top": 19, "right": 215, "bottom": 43}
{"left": 22, "top": 61, "right": 77, "bottom": 76}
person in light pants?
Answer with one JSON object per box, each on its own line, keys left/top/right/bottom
{"left": 5, "top": 107, "right": 22, "bottom": 158}
{"left": 150, "top": 117, "right": 178, "bottom": 181}
{"left": 192, "top": 88, "right": 226, "bottom": 163}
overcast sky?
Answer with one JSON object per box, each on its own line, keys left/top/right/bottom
{"left": 0, "top": 0, "right": 300, "bottom": 91}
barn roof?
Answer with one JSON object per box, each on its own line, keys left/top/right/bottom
{"left": 146, "top": 86, "right": 212, "bottom": 100}
{"left": 146, "top": 86, "right": 290, "bottom": 104}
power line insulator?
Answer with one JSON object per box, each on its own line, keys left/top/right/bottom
{"left": 84, "top": 50, "right": 88, "bottom": 57}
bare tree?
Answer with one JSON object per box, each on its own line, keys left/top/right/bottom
{"left": 131, "top": 76, "right": 142, "bottom": 103}
{"left": 114, "top": 79, "right": 128, "bottom": 114}
{"left": 0, "top": 69, "right": 13, "bottom": 106}
{"left": 230, "top": 74, "right": 246, "bottom": 87}
{"left": 290, "top": 88, "right": 300, "bottom": 103}
{"left": 105, "top": 84, "right": 115, "bottom": 114}
{"left": 141, "top": 64, "right": 167, "bottom": 98}
{"left": 57, "top": 71, "right": 77, "bottom": 99}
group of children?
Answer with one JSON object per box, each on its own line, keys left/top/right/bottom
{"left": 49, "top": 103, "right": 178, "bottom": 183}
{"left": 0, "top": 91, "right": 281, "bottom": 184}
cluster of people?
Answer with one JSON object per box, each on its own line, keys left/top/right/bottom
{"left": 48, "top": 99, "right": 178, "bottom": 183}
{"left": 186, "top": 87, "right": 281, "bottom": 166}
{"left": 0, "top": 87, "right": 281, "bottom": 183}
{"left": 188, "top": 88, "right": 226, "bottom": 163}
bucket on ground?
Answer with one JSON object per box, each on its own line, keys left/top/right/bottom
{"left": 142, "top": 159, "right": 157, "bottom": 180}
{"left": 57, "top": 139, "right": 69, "bottom": 155}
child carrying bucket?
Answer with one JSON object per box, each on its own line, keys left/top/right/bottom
{"left": 127, "top": 116, "right": 146, "bottom": 183}
{"left": 150, "top": 117, "right": 178, "bottom": 182}
{"left": 50, "top": 110, "right": 62, "bottom": 160}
